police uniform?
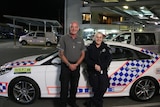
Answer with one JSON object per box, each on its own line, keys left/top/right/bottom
{"left": 85, "top": 41, "right": 112, "bottom": 107}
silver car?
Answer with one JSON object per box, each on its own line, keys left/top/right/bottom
{"left": 19, "top": 31, "right": 57, "bottom": 46}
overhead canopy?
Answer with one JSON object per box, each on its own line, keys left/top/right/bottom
{"left": 3, "top": 15, "right": 62, "bottom": 28}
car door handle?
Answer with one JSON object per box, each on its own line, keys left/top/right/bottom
{"left": 128, "top": 67, "right": 137, "bottom": 70}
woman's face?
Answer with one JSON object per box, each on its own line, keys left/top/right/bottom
{"left": 95, "top": 33, "right": 103, "bottom": 45}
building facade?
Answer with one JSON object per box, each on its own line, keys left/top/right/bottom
{"left": 64, "top": 0, "right": 144, "bottom": 39}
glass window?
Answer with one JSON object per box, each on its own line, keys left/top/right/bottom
{"left": 106, "top": 33, "right": 118, "bottom": 40}
{"left": 36, "top": 33, "right": 45, "bottom": 37}
{"left": 113, "top": 33, "right": 131, "bottom": 44}
{"left": 110, "top": 46, "right": 134, "bottom": 61}
{"left": 135, "top": 33, "right": 156, "bottom": 45}
{"left": 82, "top": 13, "right": 91, "bottom": 24}
{"left": 135, "top": 51, "right": 152, "bottom": 59}
{"left": 28, "top": 33, "right": 34, "bottom": 37}
{"left": 110, "top": 45, "right": 152, "bottom": 61}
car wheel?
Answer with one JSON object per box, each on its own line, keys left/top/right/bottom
{"left": 8, "top": 77, "right": 40, "bottom": 104}
{"left": 46, "top": 42, "right": 52, "bottom": 47}
{"left": 21, "top": 41, "right": 27, "bottom": 45}
{"left": 130, "top": 77, "right": 158, "bottom": 101}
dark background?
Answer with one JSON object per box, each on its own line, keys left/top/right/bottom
{"left": 0, "top": 0, "right": 64, "bottom": 24}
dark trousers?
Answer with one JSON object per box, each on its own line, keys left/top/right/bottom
{"left": 88, "top": 72, "right": 109, "bottom": 107}
{"left": 59, "top": 62, "right": 80, "bottom": 106}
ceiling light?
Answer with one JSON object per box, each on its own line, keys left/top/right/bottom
{"left": 125, "top": 0, "right": 136, "bottom": 1}
{"left": 103, "top": 0, "right": 119, "bottom": 2}
{"left": 123, "top": 6, "right": 129, "bottom": 9}
{"left": 83, "top": 1, "right": 88, "bottom": 5}
{"left": 140, "top": 6, "right": 145, "bottom": 10}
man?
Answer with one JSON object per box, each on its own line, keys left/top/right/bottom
{"left": 85, "top": 32, "right": 112, "bottom": 107}
{"left": 57, "top": 21, "right": 86, "bottom": 107}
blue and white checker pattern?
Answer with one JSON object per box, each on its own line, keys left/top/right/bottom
{"left": 77, "top": 88, "right": 92, "bottom": 93}
{"left": 110, "top": 49, "right": 159, "bottom": 86}
{"left": 5, "top": 60, "right": 35, "bottom": 68}
{"left": 0, "top": 83, "right": 7, "bottom": 93}
{"left": 141, "top": 49, "right": 159, "bottom": 59}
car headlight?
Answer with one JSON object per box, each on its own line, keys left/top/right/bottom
{"left": 0, "top": 65, "right": 12, "bottom": 75}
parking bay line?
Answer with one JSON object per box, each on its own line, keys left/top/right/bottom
{"left": 113, "top": 102, "right": 160, "bottom": 107}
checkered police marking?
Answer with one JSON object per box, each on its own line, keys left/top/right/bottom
{"left": 77, "top": 88, "right": 92, "bottom": 93}
{"left": 5, "top": 60, "right": 35, "bottom": 68}
{"left": 0, "top": 82, "right": 7, "bottom": 93}
{"left": 110, "top": 49, "right": 159, "bottom": 86}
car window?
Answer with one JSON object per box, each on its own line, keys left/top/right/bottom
{"left": 110, "top": 46, "right": 134, "bottom": 61}
{"left": 35, "top": 49, "right": 58, "bottom": 61}
{"left": 110, "top": 45, "right": 152, "bottom": 61}
{"left": 135, "top": 33, "right": 156, "bottom": 45}
{"left": 134, "top": 50, "right": 152, "bottom": 59}
{"left": 36, "top": 32, "right": 45, "bottom": 37}
{"left": 106, "top": 33, "right": 118, "bottom": 40}
{"left": 113, "top": 33, "right": 131, "bottom": 44}
{"left": 28, "top": 33, "right": 35, "bottom": 37}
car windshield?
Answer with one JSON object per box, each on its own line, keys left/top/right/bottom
{"left": 106, "top": 33, "right": 118, "bottom": 40}
{"left": 35, "top": 49, "right": 58, "bottom": 61}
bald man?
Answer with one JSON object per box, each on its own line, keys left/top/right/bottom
{"left": 57, "top": 21, "right": 86, "bottom": 107}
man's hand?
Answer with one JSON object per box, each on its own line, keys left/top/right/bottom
{"left": 69, "top": 64, "right": 78, "bottom": 71}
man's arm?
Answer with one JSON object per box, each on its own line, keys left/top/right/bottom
{"left": 75, "top": 50, "right": 85, "bottom": 66}
{"left": 59, "top": 50, "right": 71, "bottom": 66}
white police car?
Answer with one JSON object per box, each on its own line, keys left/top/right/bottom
{"left": 0, "top": 41, "right": 160, "bottom": 104}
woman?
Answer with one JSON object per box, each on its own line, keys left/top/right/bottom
{"left": 85, "top": 32, "right": 112, "bottom": 107}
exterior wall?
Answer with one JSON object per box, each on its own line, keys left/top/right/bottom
{"left": 91, "top": 11, "right": 99, "bottom": 24}
{"left": 64, "top": 0, "right": 82, "bottom": 34}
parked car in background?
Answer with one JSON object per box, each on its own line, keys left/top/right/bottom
{"left": 19, "top": 31, "right": 57, "bottom": 46}
{"left": 109, "top": 31, "right": 160, "bottom": 53}
{"left": 105, "top": 32, "right": 118, "bottom": 40}
{"left": 0, "top": 41, "right": 160, "bottom": 104}
{"left": 0, "top": 32, "right": 14, "bottom": 39}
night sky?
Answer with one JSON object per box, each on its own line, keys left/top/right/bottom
{"left": 0, "top": 0, "right": 64, "bottom": 24}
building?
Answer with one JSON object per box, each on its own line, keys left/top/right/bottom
{"left": 64, "top": 0, "right": 160, "bottom": 38}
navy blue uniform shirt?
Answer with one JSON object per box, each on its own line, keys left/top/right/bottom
{"left": 85, "top": 41, "right": 112, "bottom": 74}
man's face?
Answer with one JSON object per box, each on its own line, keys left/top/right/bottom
{"left": 69, "top": 22, "right": 79, "bottom": 35}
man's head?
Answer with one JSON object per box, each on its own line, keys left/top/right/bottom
{"left": 69, "top": 21, "right": 79, "bottom": 36}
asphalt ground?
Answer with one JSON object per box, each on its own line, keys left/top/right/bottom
{"left": 0, "top": 39, "right": 160, "bottom": 107}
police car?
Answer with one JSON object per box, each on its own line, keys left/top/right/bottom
{"left": 0, "top": 41, "right": 160, "bottom": 104}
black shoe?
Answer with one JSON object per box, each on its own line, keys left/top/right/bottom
{"left": 83, "top": 100, "right": 95, "bottom": 107}
{"left": 68, "top": 102, "right": 79, "bottom": 107}
{"left": 60, "top": 103, "right": 67, "bottom": 107}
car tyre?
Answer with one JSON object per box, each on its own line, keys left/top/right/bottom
{"left": 130, "top": 77, "right": 158, "bottom": 101}
{"left": 8, "top": 77, "right": 40, "bottom": 104}
{"left": 46, "top": 42, "right": 52, "bottom": 47}
{"left": 21, "top": 40, "right": 27, "bottom": 45}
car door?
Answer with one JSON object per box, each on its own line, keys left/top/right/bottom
{"left": 107, "top": 45, "right": 137, "bottom": 93}
{"left": 34, "top": 32, "right": 46, "bottom": 45}
{"left": 45, "top": 55, "right": 61, "bottom": 97}
{"left": 26, "top": 32, "right": 35, "bottom": 44}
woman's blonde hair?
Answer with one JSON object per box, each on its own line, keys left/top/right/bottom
{"left": 93, "top": 32, "right": 105, "bottom": 40}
